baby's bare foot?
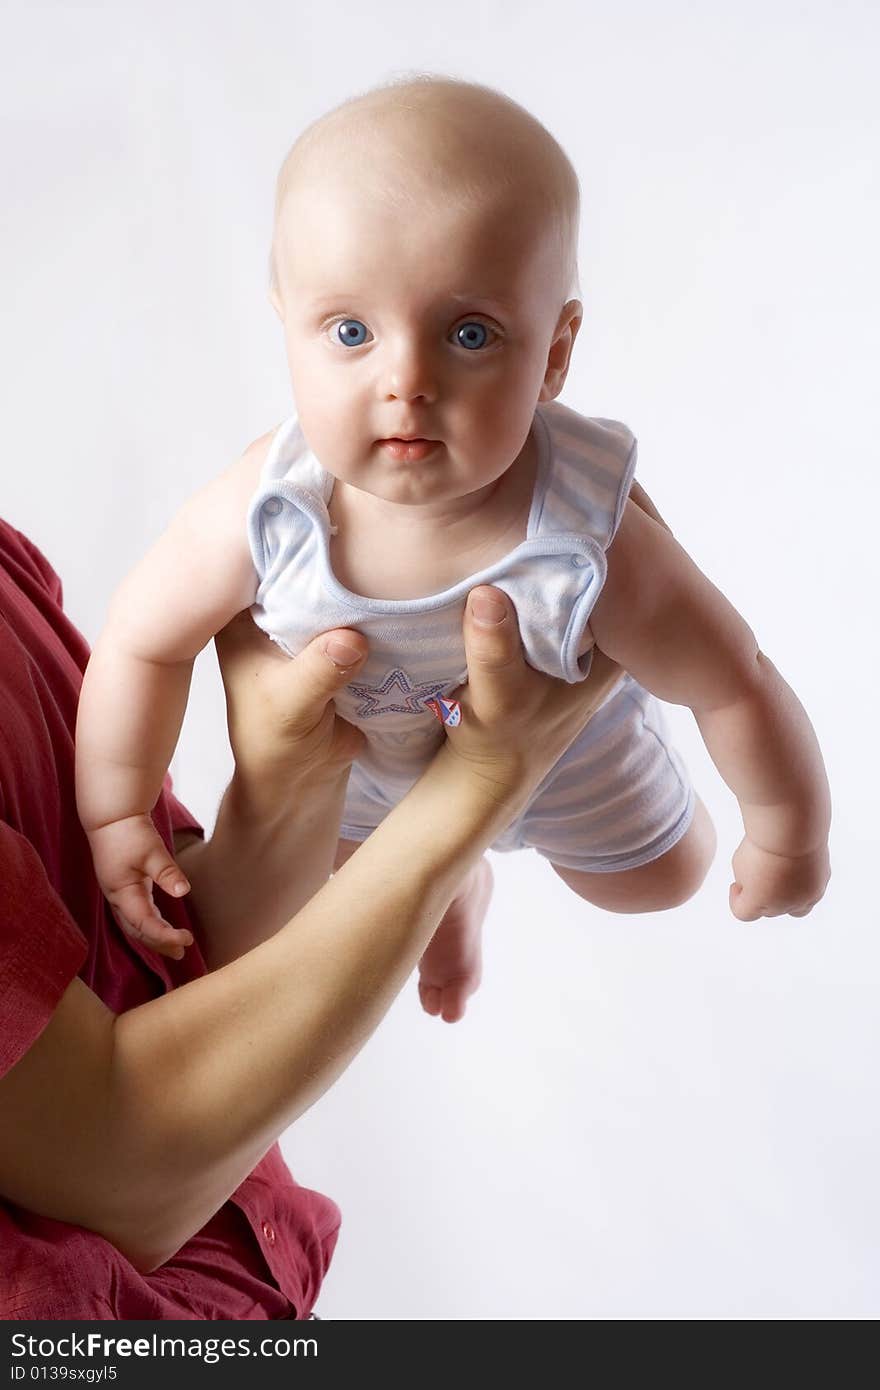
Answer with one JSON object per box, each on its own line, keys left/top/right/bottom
{"left": 417, "top": 857, "right": 493, "bottom": 1023}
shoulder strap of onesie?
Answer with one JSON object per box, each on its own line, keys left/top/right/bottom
{"left": 247, "top": 415, "right": 332, "bottom": 584}
{"left": 492, "top": 402, "right": 639, "bottom": 685}
{"left": 531, "top": 401, "right": 638, "bottom": 550}
{"left": 259, "top": 415, "right": 332, "bottom": 499}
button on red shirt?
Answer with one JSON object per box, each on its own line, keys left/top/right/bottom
{"left": 0, "top": 520, "right": 340, "bottom": 1319}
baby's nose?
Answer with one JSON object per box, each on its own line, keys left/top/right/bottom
{"left": 382, "top": 339, "right": 438, "bottom": 403}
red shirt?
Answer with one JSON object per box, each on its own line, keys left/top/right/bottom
{"left": 0, "top": 520, "right": 340, "bottom": 1319}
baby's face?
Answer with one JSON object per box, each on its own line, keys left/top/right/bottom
{"left": 272, "top": 172, "right": 578, "bottom": 509}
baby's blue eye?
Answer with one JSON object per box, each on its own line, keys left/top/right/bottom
{"left": 336, "top": 319, "right": 369, "bottom": 347}
{"left": 455, "top": 321, "right": 490, "bottom": 350}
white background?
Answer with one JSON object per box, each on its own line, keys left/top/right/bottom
{"left": 3, "top": 0, "right": 878, "bottom": 1319}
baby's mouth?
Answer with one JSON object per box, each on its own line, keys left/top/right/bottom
{"left": 377, "top": 438, "right": 440, "bottom": 462}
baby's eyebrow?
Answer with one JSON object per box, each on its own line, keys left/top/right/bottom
{"left": 305, "top": 294, "right": 363, "bottom": 311}
{"left": 302, "top": 290, "right": 517, "bottom": 318}
{"left": 445, "top": 291, "right": 516, "bottom": 314}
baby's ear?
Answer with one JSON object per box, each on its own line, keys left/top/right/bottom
{"left": 539, "top": 299, "right": 582, "bottom": 402}
{"left": 269, "top": 288, "right": 285, "bottom": 321}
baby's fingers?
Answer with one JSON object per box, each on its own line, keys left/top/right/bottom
{"left": 728, "top": 881, "right": 764, "bottom": 921}
{"left": 110, "top": 883, "right": 194, "bottom": 960}
{"left": 142, "top": 842, "right": 191, "bottom": 901}
{"left": 729, "top": 882, "right": 817, "bottom": 922}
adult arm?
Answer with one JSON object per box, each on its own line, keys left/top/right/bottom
{"left": 0, "top": 587, "right": 625, "bottom": 1275}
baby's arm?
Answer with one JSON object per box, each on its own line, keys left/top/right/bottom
{"left": 76, "top": 440, "right": 268, "bottom": 950}
{"left": 588, "top": 500, "right": 831, "bottom": 919}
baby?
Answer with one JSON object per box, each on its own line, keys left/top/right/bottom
{"left": 76, "top": 77, "right": 831, "bottom": 1021}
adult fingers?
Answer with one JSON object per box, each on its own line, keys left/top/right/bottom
{"left": 276, "top": 627, "right": 370, "bottom": 735}
{"left": 460, "top": 586, "right": 525, "bottom": 718}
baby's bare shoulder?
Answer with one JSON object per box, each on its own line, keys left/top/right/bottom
{"left": 592, "top": 496, "right": 756, "bottom": 679}
{"left": 227, "top": 425, "right": 279, "bottom": 496}
{"left": 593, "top": 497, "right": 694, "bottom": 638}
{"left": 240, "top": 426, "right": 278, "bottom": 472}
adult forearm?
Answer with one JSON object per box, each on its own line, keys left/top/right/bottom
{"left": 694, "top": 652, "right": 831, "bottom": 854}
{"left": 108, "top": 748, "right": 516, "bottom": 1270}
{"left": 177, "top": 771, "right": 351, "bottom": 968}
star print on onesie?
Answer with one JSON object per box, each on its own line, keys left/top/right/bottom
{"left": 347, "top": 668, "right": 448, "bottom": 719}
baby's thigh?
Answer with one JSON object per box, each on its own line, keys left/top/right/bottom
{"left": 552, "top": 795, "right": 716, "bottom": 913}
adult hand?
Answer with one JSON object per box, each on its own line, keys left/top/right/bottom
{"left": 436, "top": 479, "right": 665, "bottom": 804}
{"left": 437, "top": 585, "right": 626, "bottom": 815}
{"left": 176, "top": 616, "right": 374, "bottom": 966}
{"left": 213, "top": 612, "right": 369, "bottom": 816}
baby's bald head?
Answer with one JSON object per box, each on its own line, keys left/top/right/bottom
{"left": 269, "top": 76, "right": 580, "bottom": 313}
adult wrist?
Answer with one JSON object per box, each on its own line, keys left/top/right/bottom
{"left": 402, "top": 745, "right": 528, "bottom": 879}
{"left": 181, "top": 768, "right": 350, "bottom": 967}
{"left": 438, "top": 745, "right": 532, "bottom": 822}
{"left": 224, "top": 763, "right": 349, "bottom": 833}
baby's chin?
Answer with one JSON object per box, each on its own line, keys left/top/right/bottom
{"left": 343, "top": 475, "right": 471, "bottom": 507}
{"left": 332, "top": 452, "right": 480, "bottom": 506}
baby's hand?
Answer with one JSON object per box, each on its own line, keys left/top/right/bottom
{"left": 728, "top": 835, "right": 830, "bottom": 921}
{"left": 87, "top": 814, "right": 194, "bottom": 958}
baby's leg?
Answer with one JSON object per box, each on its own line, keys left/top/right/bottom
{"left": 334, "top": 838, "right": 492, "bottom": 1023}
{"left": 550, "top": 796, "right": 716, "bottom": 913}
{"left": 416, "top": 857, "right": 492, "bottom": 1023}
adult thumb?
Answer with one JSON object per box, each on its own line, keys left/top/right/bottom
{"left": 283, "top": 628, "right": 369, "bottom": 728}
{"left": 461, "top": 586, "right": 525, "bottom": 713}
{"left": 464, "top": 586, "right": 521, "bottom": 659}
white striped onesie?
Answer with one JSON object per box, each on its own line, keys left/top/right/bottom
{"left": 247, "top": 400, "right": 695, "bottom": 873}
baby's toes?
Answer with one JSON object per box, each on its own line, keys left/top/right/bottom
{"left": 418, "top": 982, "right": 443, "bottom": 1017}
{"left": 418, "top": 975, "right": 474, "bottom": 1024}
{"left": 439, "top": 979, "right": 471, "bottom": 1025}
